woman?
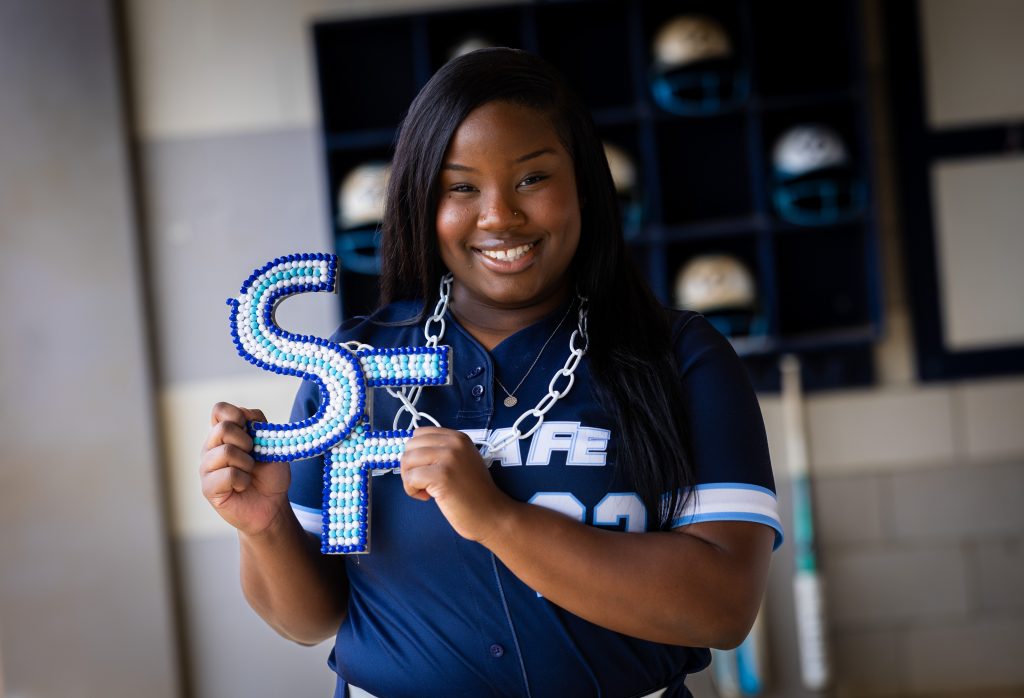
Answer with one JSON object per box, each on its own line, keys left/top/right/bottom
{"left": 201, "top": 48, "right": 781, "bottom": 698}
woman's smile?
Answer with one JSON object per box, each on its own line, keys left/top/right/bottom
{"left": 477, "top": 241, "right": 536, "bottom": 263}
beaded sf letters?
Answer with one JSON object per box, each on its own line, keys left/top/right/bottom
{"left": 227, "top": 253, "right": 450, "bottom": 553}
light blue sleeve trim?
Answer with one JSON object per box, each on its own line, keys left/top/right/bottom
{"left": 693, "top": 482, "right": 778, "bottom": 498}
{"left": 672, "top": 512, "right": 784, "bottom": 551}
{"left": 290, "top": 502, "right": 323, "bottom": 535}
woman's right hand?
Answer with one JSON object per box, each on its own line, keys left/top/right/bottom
{"left": 200, "top": 402, "right": 291, "bottom": 537}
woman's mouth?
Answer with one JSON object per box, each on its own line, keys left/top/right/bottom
{"left": 478, "top": 242, "right": 536, "bottom": 263}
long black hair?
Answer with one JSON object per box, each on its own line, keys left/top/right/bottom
{"left": 379, "top": 48, "right": 694, "bottom": 526}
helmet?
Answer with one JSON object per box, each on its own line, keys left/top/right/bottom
{"left": 603, "top": 141, "right": 643, "bottom": 237}
{"left": 603, "top": 141, "right": 637, "bottom": 195}
{"left": 448, "top": 35, "right": 496, "bottom": 62}
{"left": 336, "top": 161, "right": 390, "bottom": 274}
{"left": 650, "top": 15, "right": 748, "bottom": 116}
{"left": 653, "top": 15, "right": 732, "bottom": 67}
{"left": 337, "top": 161, "right": 390, "bottom": 230}
{"left": 773, "top": 124, "right": 850, "bottom": 178}
{"left": 771, "top": 123, "right": 865, "bottom": 226}
{"left": 675, "top": 253, "right": 755, "bottom": 312}
{"left": 675, "top": 254, "right": 763, "bottom": 337}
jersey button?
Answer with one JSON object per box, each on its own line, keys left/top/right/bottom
{"left": 471, "top": 384, "right": 485, "bottom": 399}
{"left": 489, "top": 643, "right": 505, "bottom": 658}
{"left": 466, "top": 365, "right": 484, "bottom": 379}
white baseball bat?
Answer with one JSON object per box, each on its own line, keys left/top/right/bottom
{"left": 780, "top": 354, "right": 831, "bottom": 691}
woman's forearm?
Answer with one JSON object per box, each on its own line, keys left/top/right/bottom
{"left": 480, "top": 502, "right": 774, "bottom": 648}
{"left": 239, "top": 504, "right": 348, "bottom": 646}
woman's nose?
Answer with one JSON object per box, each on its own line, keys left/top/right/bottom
{"left": 477, "top": 194, "right": 524, "bottom": 231}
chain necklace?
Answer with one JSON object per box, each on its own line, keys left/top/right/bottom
{"left": 365, "top": 273, "right": 589, "bottom": 459}
{"left": 494, "top": 302, "right": 574, "bottom": 408}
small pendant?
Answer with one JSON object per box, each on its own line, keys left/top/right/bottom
{"left": 503, "top": 395, "right": 518, "bottom": 408}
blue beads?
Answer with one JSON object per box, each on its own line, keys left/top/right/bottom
{"left": 229, "top": 253, "right": 454, "bottom": 555}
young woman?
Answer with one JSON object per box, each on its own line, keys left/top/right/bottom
{"left": 201, "top": 48, "right": 781, "bottom": 698}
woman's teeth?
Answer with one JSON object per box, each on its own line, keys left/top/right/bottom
{"left": 480, "top": 242, "right": 534, "bottom": 262}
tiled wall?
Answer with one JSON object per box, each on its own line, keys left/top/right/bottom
{"left": 758, "top": 379, "right": 1024, "bottom": 697}
{"left": 123, "top": 0, "right": 1024, "bottom": 696}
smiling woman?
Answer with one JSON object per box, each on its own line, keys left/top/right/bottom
{"left": 200, "top": 47, "right": 781, "bottom": 698}
{"left": 435, "top": 100, "right": 582, "bottom": 346}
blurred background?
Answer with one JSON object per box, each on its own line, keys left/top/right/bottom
{"left": 1, "top": 0, "right": 1022, "bottom": 696}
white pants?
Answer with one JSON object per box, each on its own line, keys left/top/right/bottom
{"left": 349, "top": 685, "right": 667, "bottom": 698}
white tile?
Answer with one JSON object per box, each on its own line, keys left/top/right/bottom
{"left": 833, "top": 628, "right": 908, "bottom": 697}
{"left": 127, "top": 0, "right": 311, "bottom": 138}
{"left": 890, "top": 462, "right": 1024, "bottom": 541}
{"left": 921, "top": 0, "right": 1024, "bottom": 128}
{"left": 139, "top": 129, "right": 338, "bottom": 384}
{"left": 161, "top": 375, "right": 302, "bottom": 538}
{"left": 959, "top": 377, "right": 1024, "bottom": 461}
{"left": 813, "top": 474, "right": 888, "bottom": 546}
{"left": 972, "top": 539, "right": 1024, "bottom": 613}
{"left": 826, "top": 546, "right": 971, "bottom": 629}
{"left": 125, "top": 0, "right": 523, "bottom": 139}
{"left": 179, "top": 537, "right": 336, "bottom": 697}
{"left": 804, "top": 387, "right": 957, "bottom": 474}
{"left": 907, "top": 618, "right": 1024, "bottom": 694}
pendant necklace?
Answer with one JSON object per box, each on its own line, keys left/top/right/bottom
{"left": 494, "top": 302, "right": 574, "bottom": 408}
{"left": 383, "top": 273, "right": 590, "bottom": 460}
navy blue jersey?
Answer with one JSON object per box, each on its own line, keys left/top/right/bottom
{"left": 288, "top": 300, "right": 782, "bottom": 698}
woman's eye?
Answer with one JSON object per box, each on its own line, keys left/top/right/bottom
{"left": 448, "top": 183, "right": 476, "bottom": 193}
{"left": 519, "top": 174, "right": 547, "bottom": 187}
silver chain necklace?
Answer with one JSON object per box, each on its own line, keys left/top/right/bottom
{"left": 352, "top": 273, "right": 589, "bottom": 459}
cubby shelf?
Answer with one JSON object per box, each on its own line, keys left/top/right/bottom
{"left": 312, "top": 0, "right": 883, "bottom": 391}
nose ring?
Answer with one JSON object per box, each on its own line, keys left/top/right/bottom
{"left": 512, "top": 210, "right": 521, "bottom": 217}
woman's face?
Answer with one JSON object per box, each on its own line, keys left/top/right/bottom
{"left": 435, "top": 100, "right": 581, "bottom": 313}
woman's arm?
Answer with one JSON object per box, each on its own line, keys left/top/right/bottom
{"left": 237, "top": 508, "right": 348, "bottom": 646}
{"left": 200, "top": 402, "right": 348, "bottom": 645}
{"left": 483, "top": 502, "right": 773, "bottom": 648}
{"left": 400, "top": 427, "right": 774, "bottom": 649}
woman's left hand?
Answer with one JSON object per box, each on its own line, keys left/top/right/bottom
{"left": 400, "top": 426, "right": 514, "bottom": 542}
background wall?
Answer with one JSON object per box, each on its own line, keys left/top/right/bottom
{"left": 1, "top": 0, "right": 1021, "bottom": 696}
{"left": 0, "top": 1, "right": 179, "bottom": 696}
{"left": 125, "top": 0, "right": 1024, "bottom": 694}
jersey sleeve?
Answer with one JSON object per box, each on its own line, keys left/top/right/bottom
{"left": 669, "top": 313, "right": 784, "bottom": 549}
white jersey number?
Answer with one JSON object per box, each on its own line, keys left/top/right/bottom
{"left": 527, "top": 492, "right": 647, "bottom": 532}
